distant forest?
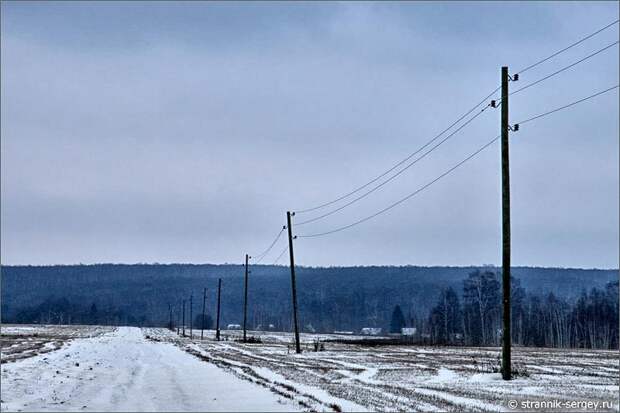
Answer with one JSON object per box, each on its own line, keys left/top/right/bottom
{"left": 1, "top": 264, "right": 617, "bottom": 349}
{"left": 424, "top": 271, "right": 618, "bottom": 349}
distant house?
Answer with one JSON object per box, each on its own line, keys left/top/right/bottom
{"left": 401, "top": 327, "right": 417, "bottom": 336}
{"left": 361, "top": 327, "right": 382, "bottom": 336}
{"left": 450, "top": 333, "right": 464, "bottom": 345}
{"left": 227, "top": 324, "right": 241, "bottom": 330}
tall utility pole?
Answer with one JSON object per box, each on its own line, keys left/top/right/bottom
{"left": 182, "top": 299, "right": 186, "bottom": 336}
{"left": 286, "top": 212, "right": 301, "bottom": 354}
{"left": 189, "top": 294, "right": 193, "bottom": 339}
{"left": 243, "top": 254, "right": 249, "bottom": 342}
{"left": 216, "top": 278, "right": 222, "bottom": 341}
{"left": 201, "top": 287, "right": 207, "bottom": 340}
{"left": 501, "top": 66, "right": 512, "bottom": 380}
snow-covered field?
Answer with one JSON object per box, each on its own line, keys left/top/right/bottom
{"left": 1, "top": 324, "right": 618, "bottom": 412}
{"left": 147, "top": 328, "right": 620, "bottom": 412}
{"left": 1, "top": 324, "right": 114, "bottom": 364}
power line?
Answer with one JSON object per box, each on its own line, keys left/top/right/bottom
{"left": 516, "top": 19, "right": 619, "bottom": 75}
{"left": 516, "top": 84, "right": 619, "bottom": 125}
{"left": 294, "top": 22, "right": 619, "bottom": 216}
{"left": 511, "top": 40, "right": 619, "bottom": 97}
{"left": 293, "top": 86, "right": 501, "bottom": 214}
{"left": 297, "top": 84, "right": 619, "bottom": 239}
{"left": 251, "top": 226, "right": 285, "bottom": 263}
{"left": 272, "top": 245, "right": 289, "bottom": 265}
{"left": 295, "top": 104, "right": 492, "bottom": 226}
{"left": 297, "top": 135, "right": 501, "bottom": 238}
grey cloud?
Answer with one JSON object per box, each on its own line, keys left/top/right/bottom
{"left": 1, "top": 2, "right": 618, "bottom": 267}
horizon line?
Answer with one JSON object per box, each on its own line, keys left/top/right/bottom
{"left": 1, "top": 262, "right": 618, "bottom": 271}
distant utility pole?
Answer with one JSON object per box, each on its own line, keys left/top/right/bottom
{"left": 182, "top": 299, "right": 186, "bottom": 336}
{"left": 216, "top": 278, "right": 222, "bottom": 341}
{"left": 190, "top": 294, "right": 193, "bottom": 339}
{"left": 243, "top": 253, "right": 249, "bottom": 342}
{"left": 177, "top": 300, "right": 181, "bottom": 335}
{"left": 168, "top": 303, "right": 172, "bottom": 330}
{"left": 501, "top": 66, "right": 512, "bottom": 381}
{"left": 201, "top": 287, "right": 207, "bottom": 340}
{"left": 286, "top": 211, "right": 301, "bottom": 354}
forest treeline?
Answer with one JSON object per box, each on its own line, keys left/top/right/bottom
{"left": 423, "top": 270, "right": 619, "bottom": 349}
{"left": 1, "top": 264, "right": 617, "bottom": 349}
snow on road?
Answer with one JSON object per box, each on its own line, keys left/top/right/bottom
{"left": 0, "top": 327, "right": 298, "bottom": 412}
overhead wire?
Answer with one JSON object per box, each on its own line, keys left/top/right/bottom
{"left": 515, "top": 84, "right": 619, "bottom": 125}
{"left": 272, "top": 245, "right": 289, "bottom": 265}
{"left": 510, "top": 40, "right": 619, "bottom": 97}
{"left": 251, "top": 226, "right": 285, "bottom": 263}
{"left": 293, "top": 86, "right": 501, "bottom": 214}
{"left": 516, "top": 19, "right": 619, "bottom": 75}
{"left": 295, "top": 103, "right": 493, "bottom": 226}
{"left": 292, "top": 20, "right": 620, "bottom": 217}
{"left": 297, "top": 84, "right": 619, "bottom": 239}
{"left": 297, "top": 135, "right": 501, "bottom": 238}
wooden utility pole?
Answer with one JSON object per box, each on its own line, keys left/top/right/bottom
{"left": 243, "top": 253, "right": 249, "bottom": 342}
{"left": 168, "top": 303, "right": 172, "bottom": 330}
{"left": 286, "top": 211, "right": 301, "bottom": 354}
{"left": 182, "top": 299, "right": 186, "bottom": 336}
{"left": 177, "top": 300, "right": 181, "bottom": 335}
{"left": 501, "top": 66, "right": 512, "bottom": 380}
{"left": 189, "top": 294, "right": 193, "bottom": 339}
{"left": 201, "top": 287, "right": 207, "bottom": 340}
{"left": 216, "top": 278, "right": 222, "bottom": 341}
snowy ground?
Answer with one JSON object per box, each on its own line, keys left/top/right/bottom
{"left": 0, "top": 326, "right": 300, "bottom": 412}
{"left": 1, "top": 325, "right": 617, "bottom": 412}
{"left": 1, "top": 324, "right": 114, "bottom": 364}
{"left": 146, "top": 328, "right": 620, "bottom": 412}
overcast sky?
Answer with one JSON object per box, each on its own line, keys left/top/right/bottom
{"left": 1, "top": 1, "right": 618, "bottom": 268}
